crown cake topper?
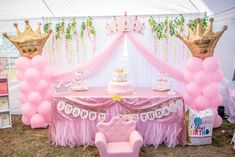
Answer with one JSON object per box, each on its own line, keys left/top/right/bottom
{"left": 177, "top": 18, "right": 227, "bottom": 59}
{"left": 3, "top": 20, "right": 52, "bottom": 59}
{"left": 106, "top": 12, "right": 145, "bottom": 35}
{"left": 53, "top": 81, "right": 72, "bottom": 94}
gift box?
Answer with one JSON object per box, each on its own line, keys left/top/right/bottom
{"left": 0, "top": 80, "right": 8, "bottom": 95}
{"left": 0, "top": 113, "right": 10, "bottom": 128}
{"left": 0, "top": 96, "right": 9, "bottom": 110}
{"left": 187, "top": 108, "right": 215, "bottom": 145}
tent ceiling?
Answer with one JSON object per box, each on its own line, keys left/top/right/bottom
{"left": 0, "top": 0, "right": 235, "bottom": 20}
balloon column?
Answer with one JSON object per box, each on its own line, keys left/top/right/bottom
{"left": 178, "top": 18, "right": 227, "bottom": 128}
{"left": 16, "top": 56, "right": 52, "bottom": 128}
{"left": 4, "top": 21, "right": 52, "bottom": 128}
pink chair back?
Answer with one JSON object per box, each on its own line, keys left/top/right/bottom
{"left": 97, "top": 116, "right": 137, "bottom": 142}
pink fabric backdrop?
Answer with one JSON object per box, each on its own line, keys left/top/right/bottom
{"left": 51, "top": 32, "right": 185, "bottom": 83}
{"left": 126, "top": 33, "right": 185, "bottom": 82}
{"left": 52, "top": 32, "right": 125, "bottom": 81}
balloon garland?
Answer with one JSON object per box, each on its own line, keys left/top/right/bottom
{"left": 3, "top": 21, "right": 53, "bottom": 128}
{"left": 178, "top": 17, "right": 227, "bottom": 128}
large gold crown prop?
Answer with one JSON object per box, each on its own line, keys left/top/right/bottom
{"left": 177, "top": 18, "right": 227, "bottom": 59}
{"left": 3, "top": 20, "right": 52, "bottom": 59}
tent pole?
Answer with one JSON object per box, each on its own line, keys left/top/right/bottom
{"left": 42, "top": 0, "right": 55, "bottom": 17}
{"left": 0, "top": 12, "right": 204, "bottom": 22}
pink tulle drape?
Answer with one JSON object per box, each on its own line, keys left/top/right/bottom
{"left": 126, "top": 33, "right": 185, "bottom": 83}
{"left": 52, "top": 32, "right": 185, "bottom": 83}
{"left": 52, "top": 32, "right": 125, "bottom": 81}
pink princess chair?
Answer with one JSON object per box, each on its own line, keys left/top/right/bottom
{"left": 95, "top": 116, "right": 143, "bottom": 157}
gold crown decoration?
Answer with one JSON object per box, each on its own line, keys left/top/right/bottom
{"left": 116, "top": 68, "right": 124, "bottom": 73}
{"left": 3, "top": 20, "right": 52, "bottom": 59}
{"left": 177, "top": 18, "right": 227, "bottom": 59}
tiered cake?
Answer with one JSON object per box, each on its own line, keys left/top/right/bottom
{"left": 107, "top": 68, "right": 133, "bottom": 95}
{"left": 153, "top": 72, "right": 169, "bottom": 91}
{"left": 71, "top": 72, "right": 88, "bottom": 91}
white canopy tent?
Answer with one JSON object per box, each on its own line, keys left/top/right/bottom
{"left": 0, "top": 0, "right": 234, "bottom": 20}
{"left": 0, "top": 0, "right": 235, "bottom": 114}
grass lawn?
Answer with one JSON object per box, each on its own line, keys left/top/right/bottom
{"left": 0, "top": 115, "right": 235, "bottom": 157}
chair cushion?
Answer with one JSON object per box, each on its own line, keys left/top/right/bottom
{"left": 107, "top": 142, "right": 133, "bottom": 154}
{"left": 97, "top": 116, "right": 136, "bottom": 142}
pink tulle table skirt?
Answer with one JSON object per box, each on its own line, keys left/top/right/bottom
{"left": 49, "top": 87, "right": 186, "bottom": 147}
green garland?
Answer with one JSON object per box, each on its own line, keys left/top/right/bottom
{"left": 71, "top": 17, "right": 77, "bottom": 34}
{"left": 190, "top": 15, "right": 208, "bottom": 31}
{"left": 87, "top": 16, "right": 96, "bottom": 36}
{"left": 55, "top": 23, "right": 62, "bottom": 39}
{"left": 149, "top": 15, "right": 185, "bottom": 40}
{"left": 66, "top": 23, "right": 72, "bottom": 40}
{"left": 43, "top": 22, "right": 51, "bottom": 33}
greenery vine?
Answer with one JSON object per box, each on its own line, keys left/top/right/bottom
{"left": 71, "top": 17, "right": 77, "bottom": 34}
{"left": 65, "top": 23, "right": 72, "bottom": 40}
{"left": 43, "top": 22, "right": 51, "bottom": 33}
{"left": 86, "top": 16, "right": 96, "bottom": 36}
{"left": 80, "top": 21, "right": 86, "bottom": 38}
{"left": 149, "top": 15, "right": 185, "bottom": 40}
{"left": 190, "top": 15, "right": 208, "bottom": 31}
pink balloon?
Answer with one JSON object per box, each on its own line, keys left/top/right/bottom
{"left": 41, "top": 68, "right": 52, "bottom": 80}
{"left": 19, "top": 92, "right": 27, "bottom": 103}
{"left": 15, "top": 57, "right": 31, "bottom": 72}
{"left": 43, "top": 115, "right": 50, "bottom": 124}
{"left": 194, "top": 95, "right": 210, "bottom": 110}
{"left": 194, "top": 71, "right": 209, "bottom": 86}
{"left": 203, "top": 57, "right": 219, "bottom": 73}
{"left": 194, "top": 103, "right": 209, "bottom": 111}
{"left": 214, "top": 115, "right": 223, "bottom": 128}
{"left": 21, "top": 116, "right": 31, "bottom": 125}
{"left": 35, "top": 80, "right": 49, "bottom": 92}
{"left": 183, "top": 93, "right": 194, "bottom": 106}
{"left": 16, "top": 70, "right": 24, "bottom": 81}
{"left": 186, "top": 82, "right": 202, "bottom": 97}
{"left": 19, "top": 81, "right": 32, "bottom": 94}
{"left": 30, "top": 114, "right": 45, "bottom": 128}
{"left": 20, "top": 103, "right": 36, "bottom": 118}
{"left": 210, "top": 95, "right": 223, "bottom": 108}
{"left": 32, "top": 55, "right": 48, "bottom": 71}
{"left": 37, "top": 101, "right": 51, "bottom": 116}
{"left": 186, "top": 57, "right": 203, "bottom": 72}
{"left": 24, "top": 68, "right": 40, "bottom": 83}
{"left": 44, "top": 88, "right": 53, "bottom": 101}
{"left": 27, "top": 91, "right": 42, "bottom": 106}
{"left": 202, "top": 83, "right": 220, "bottom": 98}
{"left": 210, "top": 69, "right": 223, "bottom": 82}
{"left": 184, "top": 70, "right": 194, "bottom": 82}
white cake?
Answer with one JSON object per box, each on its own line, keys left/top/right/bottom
{"left": 107, "top": 68, "right": 133, "bottom": 95}
{"left": 153, "top": 72, "right": 169, "bottom": 91}
{"left": 71, "top": 72, "right": 88, "bottom": 91}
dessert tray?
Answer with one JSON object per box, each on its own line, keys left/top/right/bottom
{"left": 152, "top": 88, "right": 170, "bottom": 92}
{"left": 71, "top": 86, "right": 88, "bottom": 91}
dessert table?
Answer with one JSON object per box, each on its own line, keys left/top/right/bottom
{"left": 49, "top": 87, "right": 186, "bottom": 147}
